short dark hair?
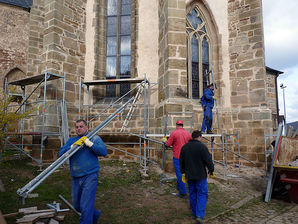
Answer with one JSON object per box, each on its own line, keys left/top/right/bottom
{"left": 192, "top": 130, "right": 202, "bottom": 139}
{"left": 76, "top": 119, "right": 87, "bottom": 126}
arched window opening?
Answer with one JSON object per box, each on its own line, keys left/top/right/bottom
{"left": 106, "top": 0, "right": 131, "bottom": 97}
{"left": 186, "top": 7, "right": 211, "bottom": 99}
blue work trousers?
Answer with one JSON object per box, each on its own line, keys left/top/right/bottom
{"left": 188, "top": 178, "right": 208, "bottom": 219}
{"left": 173, "top": 157, "right": 187, "bottom": 195}
{"left": 72, "top": 172, "right": 101, "bottom": 224}
{"left": 201, "top": 107, "right": 213, "bottom": 132}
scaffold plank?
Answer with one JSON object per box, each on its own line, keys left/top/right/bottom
{"left": 8, "top": 73, "right": 64, "bottom": 86}
{"left": 83, "top": 78, "right": 145, "bottom": 86}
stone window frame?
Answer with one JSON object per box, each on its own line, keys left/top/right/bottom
{"left": 186, "top": 5, "right": 212, "bottom": 99}
{"left": 104, "top": 0, "right": 136, "bottom": 97}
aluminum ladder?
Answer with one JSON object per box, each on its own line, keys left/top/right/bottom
{"left": 210, "top": 65, "right": 220, "bottom": 130}
{"left": 120, "top": 81, "right": 146, "bottom": 132}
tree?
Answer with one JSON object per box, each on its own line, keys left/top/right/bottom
{"left": 0, "top": 88, "right": 31, "bottom": 151}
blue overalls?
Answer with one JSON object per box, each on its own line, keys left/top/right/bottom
{"left": 188, "top": 178, "right": 208, "bottom": 219}
{"left": 201, "top": 88, "right": 214, "bottom": 133}
{"left": 59, "top": 134, "right": 107, "bottom": 224}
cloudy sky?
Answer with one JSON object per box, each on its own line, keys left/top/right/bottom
{"left": 262, "top": 0, "right": 298, "bottom": 123}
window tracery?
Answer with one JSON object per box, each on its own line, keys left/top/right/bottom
{"left": 186, "top": 6, "right": 211, "bottom": 99}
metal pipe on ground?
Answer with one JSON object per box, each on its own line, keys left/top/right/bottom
{"left": 59, "top": 195, "right": 81, "bottom": 217}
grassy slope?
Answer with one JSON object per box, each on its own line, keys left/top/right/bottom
{"left": 0, "top": 159, "right": 291, "bottom": 224}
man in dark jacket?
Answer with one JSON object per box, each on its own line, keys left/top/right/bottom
{"left": 180, "top": 130, "right": 214, "bottom": 224}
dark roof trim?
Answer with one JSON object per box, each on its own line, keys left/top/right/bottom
{"left": 266, "top": 66, "right": 284, "bottom": 76}
{"left": 0, "top": 0, "right": 33, "bottom": 10}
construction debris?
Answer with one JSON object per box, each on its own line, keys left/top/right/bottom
{"left": 288, "top": 157, "right": 298, "bottom": 167}
{"left": 19, "top": 207, "right": 37, "bottom": 214}
{"left": 58, "top": 195, "right": 81, "bottom": 217}
{"left": 1, "top": 205, "right": 69, "bottom": 224}
{"left": 28, "top": 193, "right": 39, "bottom": 198}
{"left": 46, "top": 201, "right": 69, "bottom": 213}
{"left": 269, "top": 133, "right": 298, "bottom": 203}
{"left": 48, "top": 218, "right": 59, "bottom": 224}
{"left": 16, "top": 211, "right": 54, "bottom": 224}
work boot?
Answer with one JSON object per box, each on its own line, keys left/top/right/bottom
{"left": 177, "top": 193, "right": 187, "bottom": 199}
{"left": 171, "top": 192, "right": 187, "bottom": 199}
{"left": 207, "top": 130, "right": 213, "bottom": 134}
{"left": 196, "top": 217, "right": 204, "bottom": 224}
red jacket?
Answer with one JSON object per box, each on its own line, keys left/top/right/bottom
{"left": 166, "top": 128, "right": 192, "bottom": 159}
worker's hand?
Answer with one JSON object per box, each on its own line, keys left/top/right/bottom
{"left": 213, "top": 95, "right": 218, "bottom": 101}
{"left": 71, "top": 136, "right": 87, "bottom": 148}
{"left": 182, "top": 173, "right": 187, "bottom": 183}
{"left": 162, "top": 136, "right": 167, "bottom": 143}
{"left": 84, "top": 137, "right": 93, "bottom": 148}
{"left": 209, "top": 172, "right": 215, "bottom": 178}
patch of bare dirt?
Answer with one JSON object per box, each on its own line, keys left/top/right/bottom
{"left": 213, "top": 163, "right": 267, "bottom": 193}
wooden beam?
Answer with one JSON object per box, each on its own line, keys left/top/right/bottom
{"left": 0, "top": 211, "right": 7, "bottom": 224}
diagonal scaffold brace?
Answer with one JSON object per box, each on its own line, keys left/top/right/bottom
{"left": 17, "top": 97, "right": 135, "bottom": 204}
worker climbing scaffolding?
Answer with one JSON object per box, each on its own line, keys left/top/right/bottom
{"left": 201, "top": 83, "right": 217, "bottom": 134}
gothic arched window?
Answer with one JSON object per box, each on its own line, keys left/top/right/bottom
{"left": 106, "top": 0, "right": 131, "bottom": 97}
{"left": 186, "top": 7, "right": 211, "bottom": 99}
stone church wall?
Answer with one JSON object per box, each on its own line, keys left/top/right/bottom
{"left": 0, "top": 0, "right": 277, "bottom": 167}
{"left": 0, "top": 3, "right": 30, "bottom": 87}
{"left": 26, "top": 0, "right": 44, "bottom": 77}
{"left": 226, "top": 0, "right": 271, "bottom": 166}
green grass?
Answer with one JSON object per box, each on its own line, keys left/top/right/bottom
{"left": 0, "top": 159, "right": 73, "bottom": 223}
{"left": 1, "top": 158, "right": 291, "bottom": 224}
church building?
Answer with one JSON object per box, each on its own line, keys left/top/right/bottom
{"left": 0, "top": 0, "right": 282, "bottom": 169}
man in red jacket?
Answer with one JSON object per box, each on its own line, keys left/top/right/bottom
{"left": 165, "top": 120, "right": 192, "bottom": 198}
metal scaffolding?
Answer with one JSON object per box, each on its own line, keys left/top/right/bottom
{"left": 264, "top": 131, "right": 277, "bottom": 175}
{"left": 202, "top": 132, "right": 242, "bottom": 179}
{"left": 77, "top": 78, "right": 253, "bottom": 178}
{"left": 78, "top": 77, "right": 152, "bottom": 173}
{"left": 3, "top": 72, "right": 67, "bottom": 166}
{"left": 148, "top": 131, "right": 248, "bottom": 181}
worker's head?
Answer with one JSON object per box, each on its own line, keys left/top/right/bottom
{"left": 192, "top": 130, "right": 202, "bottom": 141}
{"left": 208, "top": 83, "right": 216, "bottom": 90}
{"left": 75, "top": 119, "right": 88, "bottom": 136}
{"left": 176, "top": 120, "right": 183, "bottom": 128}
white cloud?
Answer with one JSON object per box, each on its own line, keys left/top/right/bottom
{"left": 263, "top": 0, "right": 298, "bottom": 123}
{"left": 277, "top": 66, "right": 298, "bottom": 123}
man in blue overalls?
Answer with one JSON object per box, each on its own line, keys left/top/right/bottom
{"left": 180, "top": 130, "right": 214, "bottom": 223}
{"left": 59, "top": 120, "right": 107, "bottom": 224}
{"left": 201, "top": 83, "right": 216, "bottom": 134}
